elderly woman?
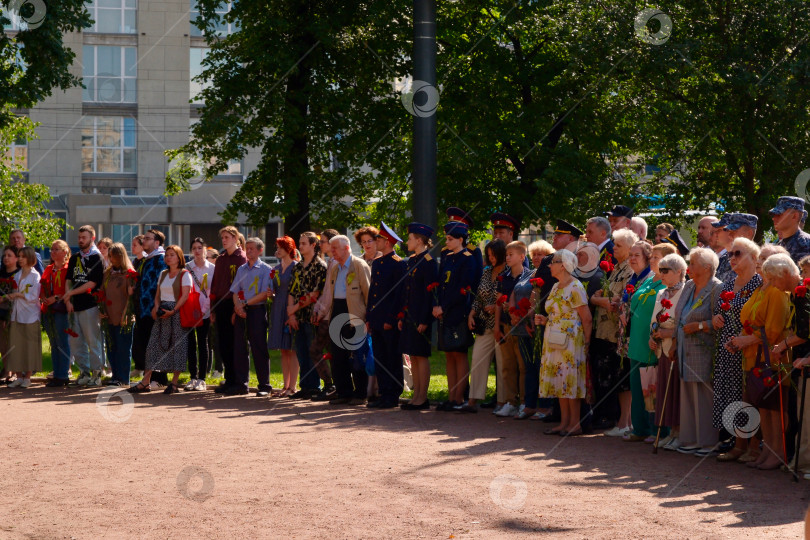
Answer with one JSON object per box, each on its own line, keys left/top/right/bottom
{"left": 673, "top": 248, "right": 723, "bottom": 457}
{"left": 536, "top": 249, "right": 592, "bottom": 436}
{"left": 648, "top": 252, "right": 687, "bottom": 449}
{"left": 757, "top": 244, "right": 789, "bottom": 274}
{"left": 622, "top": 242, "right": 672, "bottom": 442}
{"left": 528, "top": 240, "right": 554, "bottom": 270}
{"left": 590, "top": 228, "right": 637, "bottom": 435}
{"left": 712, "top": 238, "right": 763, "bottom": 462}
{"left": 728, "top": 254, "right": 795, "bottom": 470}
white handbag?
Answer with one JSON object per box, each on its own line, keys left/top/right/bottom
{"left": 546, "top": 329, "right": 569, "bottom": 350}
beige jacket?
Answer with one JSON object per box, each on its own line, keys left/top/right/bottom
{"left": 319, "top": 255, "right": 370, "bottom": 321}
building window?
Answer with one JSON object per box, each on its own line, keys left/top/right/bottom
{"left": 112, "top": 224, "right": 139, "bottom": 245}
{"left": 4, "top": 135, "right": 27, "bottom": 169}
{"left": 190, "top": 1, "right": 238, "bottom": 37}
{"left": 82, "top": 117, "right": 137, "bottom": 173}
{"left": 83, "top": 46, "right": 137, "bottom": 103}
{"left": 189, "top": 47, "right": 210, "bottom": 104}
{"left": 86, "top": 0, "right": 137, "bottom": 34}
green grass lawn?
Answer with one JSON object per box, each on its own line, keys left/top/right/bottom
{"left": 34, "top": 332, "right": 496, "bottom": 402}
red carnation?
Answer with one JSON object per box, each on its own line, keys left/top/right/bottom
{"left": 763, "top": 376, "right": 776, "bottom": 388}
{"left": 126, "top": 269, "right": 139, "bottom": 281}
{"left": 322, "top": 353, "right": 332, "bottom": 361}
{"left": 518, "top": 297, "right": 532, "bottom": 311}
{"left": 599, "top": 260, "right": 614, "bottom": 273}
{"left": 804, "top": 278, "right": 810, "bottom": 287}
{"left": 658, "top": 312, "right": 670, "bottom": 323}
{"left": 720, "top": 302, "right": 731, "bottom": 312}
{"left": 238, "top": 291, "right": 245, "bottom": 300}
{"left": 460, "top": 286, "right": 472, "bottom": 295}
{"left": 625, "top": 284, "right": 635, "bottom": 295}
{"left": 496, "top": 294, "right": 508, "bottom": 306}
{"left": 661, "top": 298, "right": 673, "bottom": 309}
{"left": 796, "top": 285, "right": 807, "bottom": 298}
{"left": 720, "top": 291, "right": 735, "bottom": 302}
{"left": 742, "top": 321, "right": 754, "bottom": 335}
{"left": 396, "top": 311, "right": 405, "bottom": 320}
{"left": 496, "top": 275, "right": 504, "bottom": 282}
{"left": 530, "top": 277, "right": 545, "bottom": 288}
{"left": 426, "top": 282, "right": 439, "bottom": 292}
{"left": 64, "top": 328, "right": 79, "bottom": 338}
{"left": 752, "top": 367, "right": 763, "bottom": 378}
{"left": 11, "top": 279, "right": 18, "bottom": 290}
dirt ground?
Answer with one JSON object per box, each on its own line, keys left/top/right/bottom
{"left": 1, "top": 383, "right": 808, "bottom": 539}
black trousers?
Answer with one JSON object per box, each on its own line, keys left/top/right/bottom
{"left": 133, "top": 316, "right": 167, "bottom": 384}
{"left": 371, "top": 327, "right": 402, "bottom": 403}
{"left": 233, "top": 306, "right": 270, "bottom": 390}
{"left": 214, "top": 302, "right": 236, "bottom": 386}
{"left": 331, "top": 300, "right": 367, "bottom": 399}
{"left": 187, "top": 319, "right": 210, "bottom": 380}
{"left": 589, "top": 337, "right": 622, "bottom": 425}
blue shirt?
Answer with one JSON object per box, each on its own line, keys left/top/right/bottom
{"left": 333, "top": 257, "right": 352, "bottom": 299}
{"left": 510, "top": 271, "right": 535, "bottom": 337}
{"left": 230, "top": 259, "right": 271, "bottom": 302}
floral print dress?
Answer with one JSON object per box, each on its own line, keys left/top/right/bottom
{"left": 539, "top": 279, "right": 588, "bottom": 399}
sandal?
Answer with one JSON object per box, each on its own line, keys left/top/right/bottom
{"left": 163, "top": 383, "right": 180, "bottom": 395}
{"left": 127, "top": 381, "right": 151, "bottom": 393}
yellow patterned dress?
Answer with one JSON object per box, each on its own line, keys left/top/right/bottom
{"left": 539, "top": 279, "right": 588, "bottom": 399}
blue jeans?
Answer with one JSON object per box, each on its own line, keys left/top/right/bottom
{"left": 107, "top": 325, "right": 133, "bottom": 385}
{"left": 46, "top": 312, "right": 71, "bottom": 379}
{"left": 69, "top": 307, "right": 104, "bottom": 375}
{"left": 295, "top": 322, "right": 320, "bottom": 390}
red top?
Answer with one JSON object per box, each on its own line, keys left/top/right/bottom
{"left": 41, "top": 262, "right": 69, "bottom": 298}
{"left": 210, "top": 247, "right": 247, "bottom": 301}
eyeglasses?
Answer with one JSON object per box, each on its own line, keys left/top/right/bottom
{"left": 729, "top": 250, "right": 744, "bottom": 258}
{"left": 551, "top": 259, "right": 562, "bottom": 264}
{"left": 143, "top": 236, "right": 155, "bottom": 241}
{"left": 361, "top": 239, "right": 375, "bottom": 245}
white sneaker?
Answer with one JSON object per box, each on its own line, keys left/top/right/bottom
{"left": 130, "top": 369, "right": 143, "bottom": 379}
{"left": 184, "top": 379, "right": 197, "bottom": 391}
{"left": 492, "top": 404, "right": 503, "bottom": 415}
{"left": 20, "top": 378, "right": 31, "bottom": 388}
{"left": 196, "top": 380, "right": 206, "bottom": 391}
{"left": 495, "top": 403, "right": 518, "bottom": 417}
{"left": 663, "top": 437, "right": 681, "bottom": 451}
{"left": 76, "top": 374, "right": 92, "bottom": 386}
{"left": 87, "top": 376, "right": 102, "bottom": 387}
{"left": 7, "top": 378, "right": 23, "bottom": 388}
{"left": 517, "top": 404, "right": 526, "bottom": 416}
{"left": 657, "top": 434, "right": 673, "bottom": 448}
{"left": 149, "top": 381, "right": 163, "bottom": 391}
{"left": 211, "top": 370, "right": 223, "bottom": 378}
{"left": 605, "top": 426, "right": 629, "bottom": 437}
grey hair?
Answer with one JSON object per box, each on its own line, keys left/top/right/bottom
{"left": 612, "top": 228, "right": 639, "bottom": 247}
{"left": 730, "top": 237, "right": 760, "bottom": 260}
{"left": 528, "top": 239, "right": 554, "bottom": 257}
{"left": 630, "top": 216, "right": 648, "bottom": 241}
{"left": 245, "top": 237, "right": 264, "bottom": 251}
{"left": 688, "top": 247, "right": 719, "bottom": 275}
{"left": 330, "top": 235, "right": 351, "bottom": 250}
{"left": 553, "top": 248, "right": 577, "bottom": 274}
{"left": 761, "top": 253, "right": 799, "bottom": 280}
{"left": 659, "top": 253, "right": 687, "bottom": 280}
{"left": 759, "top": 243, "right": 788, "bottom": 260}
{"left": 586, "top": 216, "right": 611, "bottom": 236}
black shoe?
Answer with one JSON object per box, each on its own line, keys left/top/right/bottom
{"left": 329, "top": 397, "right": 351, "bottom": 405}
{"left": 377, "top": 400, "right": 398, "bottom": 409}
{"left": 401, "top": 401, "right": 430, "bottom": 410}
{"left": 366, "top": 400, "right": 383, "bottom": 408}
{"left": 290, "top": 388, "right": 315, "bottom": 399}
{"left": 214, "top": 384, "right": 229, "bottom": 394}
{"left": 222, "top": 386, "right": 249, "bottom": 396}
{"left": 256, "top": 385, "right": 272, "bottom": 397}
{"left": 45, "top": 378, "right": 70, "bottom": 388}
{"left": 163, "top": 383, "right": 180, "bottom": 395}
{"left": 311, "top": 387, "right": 337, "bottom": 401}
{"left": 479, "top": 399, "right": 497, "bottom": 409}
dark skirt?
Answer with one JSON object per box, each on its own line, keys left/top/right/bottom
{"left": 654, "top": 352, "right": 680, "bottom": 427}
{"left": 437, "top": 319, "right": 472, "bottom": 353}
{"left": 401, "top": 321, "right": 432, "bottom": 357}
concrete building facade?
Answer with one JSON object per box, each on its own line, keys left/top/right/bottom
{"left": 5, "top": 0, "right": 278, "bottom": 248}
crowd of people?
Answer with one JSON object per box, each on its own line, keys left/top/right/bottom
{"left": 3, "top": 194, "right": 810, "bottom": 478}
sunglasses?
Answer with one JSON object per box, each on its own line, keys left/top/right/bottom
{"left": 659, "top": 267, "right": 671, "bottom": 274}
{"left": 729, "top": 250, "right": 744, "bottom": 258}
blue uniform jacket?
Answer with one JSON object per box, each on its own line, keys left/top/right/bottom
{"left": 400, "top": 250, "right": 438, "bottom": 327}
{"left": 367, "top": 251, "right": 407, "bottom": 331}
{"left": 436, "top": 249, "right": 476, "bottom": 326}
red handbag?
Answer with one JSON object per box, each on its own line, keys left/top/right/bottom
{"left": 180, "top": 282, "right": 204, "bottom": 328}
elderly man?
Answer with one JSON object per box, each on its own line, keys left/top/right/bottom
{"left": 710, "top": 214, "right": 736, "bottom": 284}
{"left": 9, "top": 229, "right": 44, "bottom": 274}
{"left": 318, "top": 235, "right": 371, "bottom": 405}
{"left": 630, "top": 216, "right": 648, "bottom": 241}
{"left": 771, "top": 196, "right": 810, "bottom": 263}
{"left": 229, "top": 238, "right": 272, "bottom": 396}
{"left": 585, "top": 216, "right": 614, "bottom": 264}
{"left": 696, "top": 216, "right": 718, "bottom": 248}
{"left": 604, "top": 204, "right": 632, "bottom": 232}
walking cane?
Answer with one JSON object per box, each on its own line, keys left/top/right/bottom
{"left": 777, "top": 362, "right": 789, "bottom": 470}
{"left": 793, "top": 365, "right": 808, "bottom": 482}
{"left": 652, "top": 351, "right": 675, "bottom": 455}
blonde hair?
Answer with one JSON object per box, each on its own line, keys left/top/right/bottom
{"left": 762, "top": 253, "right": 799, "bottom": 280}
{"left": 652, "top": 243, "right": 677, "bottom": 257}
{"left": 730, "top": 237, "right": 760, "bottom": 261}
{"left": 107, "top": 242, "right": 133, "bottom": 272}
{"left": 506, "top": 240, "right": 527, "bottom": 256}
{"left": 49, "top": 239, "right": 70, "bottom": 264}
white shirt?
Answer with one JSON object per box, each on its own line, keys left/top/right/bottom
{"left": 159, "top": 271, "right": 192, "bottom": 303}
{"left": 186, "top": 259, "right": 215, "bottom": 318}
{"left": 596, "top": 238, "right": 610, "bottom": 251}
{"left": 11, "top": 269, "right": 41, "bottom": 324}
